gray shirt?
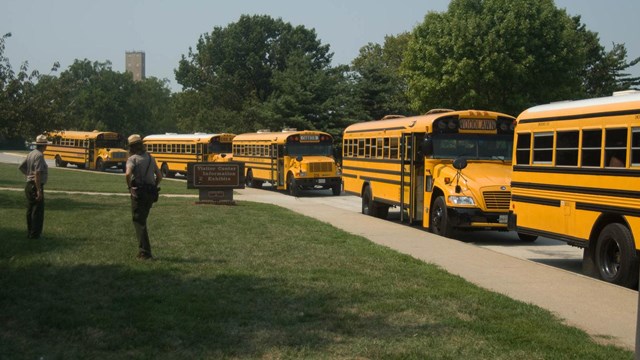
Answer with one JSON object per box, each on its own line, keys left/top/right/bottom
{"left": 21, "top": 149, "right": 49, "bottom": 184}
{"left": 126, "top": 152, "right": 159, "bottom": 186}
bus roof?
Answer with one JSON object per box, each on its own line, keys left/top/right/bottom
{"left": 344, "top": 110, "right": 514, "bottom": 134}
{"left": 143, "top": 133, "right": 235, "bottom": 143}
{"left": 47, "top": 130, "right": 121, "bottom": 140}
{"left": 517, "top": 92, "right": 640, "bottom": 123}
{"left": 233, "top": 130, "right": 332, "bottom": 143}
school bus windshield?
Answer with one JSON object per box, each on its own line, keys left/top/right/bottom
{"left": 286, "top": 143, "right": 333, "bottom": 157}
{"left": 208, "top": 142, "right": 232, "bottom": 153}
{"left": 96, "top": 139, "right": 124, "bottom": 149}
{"left": 432, "top": 134, "right": 513, "bottom": 161}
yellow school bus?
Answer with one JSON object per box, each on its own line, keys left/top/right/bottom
{"left": 232, "top": 129, "right": 342, "bottom": 196}
{"left": 509, "top": 91, "right": 640, "bottom": 287}
{"left": 343, "top": 110, "right": 515, "bottom": 238}
{"left": 44, "top": 130, "right": 128, "bottom": 171}
{"left": 143, "top": 133, "right": 235, "bottom": 177}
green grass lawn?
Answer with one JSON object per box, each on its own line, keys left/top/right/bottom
{"left": 0, "top": 165, "right": 632, "bottom": 359}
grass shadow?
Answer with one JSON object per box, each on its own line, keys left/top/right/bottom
{"left": 0, "top": 262, "right": 422, "bottom": 358}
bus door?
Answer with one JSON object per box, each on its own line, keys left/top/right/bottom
{"left": 270, "top": 144, "right": 278, "bottom": 183}
{"left": 400, "top": 133, "right": 425, "bottom": 223}
{"left": 87, "top": 140, "right": 95, "bottom": 168}
{"left": 197, "top": 143, "right": 204, "bottom": 162}
{"left": 276, "top": 145, "right": 285, "bottom": 186}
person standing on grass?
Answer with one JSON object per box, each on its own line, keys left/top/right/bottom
{"left": 125, "top": 134, "right": 162, "bottom": 260}
{"left": 19, "top": 134, "right": 50, "bottom": 239}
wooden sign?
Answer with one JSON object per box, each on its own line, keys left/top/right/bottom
{"left": 186, "top": 162, "right": 245, "bottom": 204}
{"left": 187, "top": 162, "right": 244, "bottom": 189}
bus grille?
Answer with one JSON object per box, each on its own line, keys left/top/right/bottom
{"left": 483, "top": 191, "right": 511, "bottom": 210}
{"left": 308, "top": 162, "right": 333, "bottom": 173}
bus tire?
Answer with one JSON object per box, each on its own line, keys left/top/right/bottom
{"left": 331, "top": 183, "right": 341, "bottom": 196}
{"left": 362, "top": 186, "right": 374, "bottom": 216}
{"left": 362, "top": 186, "right": 387, "bottom": 218}
{"left": 96, "top": 158, "right": 105, "bottom": 172}
{"left": 595, "top": 223, "right": 639, "bottom": 288}
{"left": 430, "top": 196, "right": 453, "bottom": 238}
{"left": 55, "top": 156, "right": 67, "bottom": 168}
{"left": 517, "top": 233, "right": 538, "bottom": 242}
{"left": 161, "top": 163, "right": 170, "bottom": 178}
{"left": 287, "top": 174, "right": 300, "bottom": 197}
{"left": 251, "top": 179, "right": 263, "bottom": 188}
{"left": 245, "top": 170, "right": 253, "bottom": 187}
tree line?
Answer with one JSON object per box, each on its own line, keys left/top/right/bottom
{"left": 1, "top": 0, "right": 638, "bottom": 148}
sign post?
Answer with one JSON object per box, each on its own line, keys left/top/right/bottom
{"left": 187, "top": 162, "right": 245, "bottom": 205}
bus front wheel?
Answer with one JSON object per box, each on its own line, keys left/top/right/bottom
{"left": 430, "top": 196, "right": 453, "bottom": 238}
{"left": 287, "top": 174, "right": 300, "bottom": 197}
{"left": 96, "top": 158, "right": 105, "bottom": 172}
{"left": 331, "top": 183, "right": 341, "bottom": 196}
{"left": 595, "top": 223, "right": 639, "bottom": 288}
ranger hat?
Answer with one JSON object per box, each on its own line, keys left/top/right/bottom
{"left": 32, "top": 134, "right": 51, "bottom": 145}
{"left": 127, "top": 134, "right": 142, "bottom": 145}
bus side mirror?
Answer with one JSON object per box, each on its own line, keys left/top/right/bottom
{"left": 296, "top": 155, "right": 303, "bottom": 162}
{"left": 421, "top": 138, "right": 433, "bottom": 157}
{"left": 453, "top": 157, "right": 468, "bottom": 170}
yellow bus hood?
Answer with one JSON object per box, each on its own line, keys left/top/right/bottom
{"left": 435, "top": 161, "right": 512, "bottom": 189}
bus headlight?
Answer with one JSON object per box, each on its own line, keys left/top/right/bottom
{"left": 448, "top": 195, "right": 475, "bottom": 206}
{"left": 299, "top": 170, "right": 307, "bottom": 177}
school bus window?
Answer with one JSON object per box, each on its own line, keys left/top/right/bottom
{"left": 357, "top": 139, "right": 365, "bottom": 157}
{"left": 390, "top": 137, "right": 399, "bottom": 159}
{"left": 605, "top": 128, "right": 628, "bottom": 167}
{"left": 373, "top": 138, "right": 381, "bottom": 158}
{"left": 383, "top": 138, "right": 390, "bottom": 158}
{"left": 515, "top": 133, "right": 531, "bottom": 165}
{"left": 632, "top": 128, "right": 640, "bottom": 166}
{"left": 581, "top": 129, "right": 602, "bottom": 167}
{"left": 533, "top": 132, "right": 553, "bottom": 164}
{"left": 556, "top": 131, "right": 579, "bottom": 166}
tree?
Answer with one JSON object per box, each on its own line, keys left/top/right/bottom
{"left": 0, "top": 33, "right": 44, "bottom": 144}
{"left": 352, "top": 33, "right": 413, "bottom": 120}
{"left": 175, "top": 14, "right": 357, "bottom": 135}
{"left": 582, "top": 42, "right": 640, "bottom": 97}
{"left": 402, "top": 0, "right": 639, "bottom": 116}
{"left": 46, "top": 59, "right": 174, "bottom": 136}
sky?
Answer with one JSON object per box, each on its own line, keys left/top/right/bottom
{"left": 2, "top": 0, "right": 639, "bottom": 93}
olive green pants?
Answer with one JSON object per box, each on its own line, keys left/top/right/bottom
{"left": 25, "top": 182, "right": 45, "bottom": 239}
{"left": 131, "top": 193, "right": 154, "bottom": 257}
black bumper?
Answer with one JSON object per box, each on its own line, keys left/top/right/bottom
{"left": 296, "top": 177, "right": 341, "bottom": 189}
{"left": 447, "top": 207, "right": 508, "bottom": 228}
